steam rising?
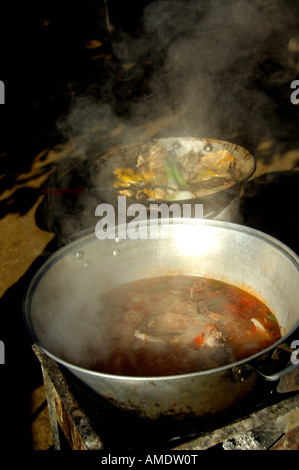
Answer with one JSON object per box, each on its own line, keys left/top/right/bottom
{"left": 45, "top": 0, "right": 298, "bottom": 241}
{"left": 35, "top": 1, "right": 299, "bottom": 370}
{"left": 59, "top": 0, "right": 296, "bottom": 146}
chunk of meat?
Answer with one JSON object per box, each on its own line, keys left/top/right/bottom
{"left": 199, "top": 150, "right": 235, "bottom": 171}
{"left": 135, "top": 187, "right": 169, "bottom": 200}
{"left": 178, "top": 149, "right": 235, "bottom": 183}
{"left": 134, "top": 310, "right": 212, "bottom": 346}
{"left": 137, "top": 145, "right": 169, "bottom": 171}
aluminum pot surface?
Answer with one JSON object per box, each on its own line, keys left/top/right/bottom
{"left": 23, "top": 219, "right": 299, "bottom": 420}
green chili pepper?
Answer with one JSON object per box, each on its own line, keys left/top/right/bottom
{"left": 170, "top": 159, "right": 186, "bottom": 188}
{"left": 164, "top": 158, "right": 176, "bottom": 186}
{"left": 165, "top": 156, "right": 186, "bottom": 188}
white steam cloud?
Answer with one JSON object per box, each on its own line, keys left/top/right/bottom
{"left": 58, "top": 0, "right": 297, "bottom": 149}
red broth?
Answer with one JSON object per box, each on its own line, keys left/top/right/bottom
{"left": 92, "top": 276, "right": 281, "bottom": 377}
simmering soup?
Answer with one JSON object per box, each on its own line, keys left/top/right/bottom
{"left": 90, "top": 276, "right": 281, "bottom": 377}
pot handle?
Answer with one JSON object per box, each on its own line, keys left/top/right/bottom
{"left": 246, "top": 341, "right": 299, "bottom": 382}
{"left": 248, "top": 361, "right": 298, "bottom": 382}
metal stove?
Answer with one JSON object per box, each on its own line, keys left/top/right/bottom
{"left": 33, "top": 345, "right": 299, "bottom": 451}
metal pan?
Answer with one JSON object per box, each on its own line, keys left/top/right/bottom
{"left": 23, "top": 218, "right": 299, "bottom": 421}
{"left": 90, "top": 137, "right": 255, "bottom": 218}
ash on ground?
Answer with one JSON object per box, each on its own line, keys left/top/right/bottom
{"left": 222, "top": 431, "right": 263, "bottom": 450}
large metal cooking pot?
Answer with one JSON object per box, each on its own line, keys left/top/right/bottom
{"left": 23, "top": 219, "right": 299, "bottom": 420}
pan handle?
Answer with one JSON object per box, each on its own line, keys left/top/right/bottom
{"left": 248, "top": 362, "right": 298, "bottom": 382}
{"left": 246, "top": 341, "right": 299, "bottom": 382}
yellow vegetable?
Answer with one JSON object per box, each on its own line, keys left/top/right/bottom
{"left": 113, "top": 168, "right": 144, "bottom": 184}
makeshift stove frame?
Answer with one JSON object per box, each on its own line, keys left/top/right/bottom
{"left": 33, "top": 345, "right": 299, "bottom": 451}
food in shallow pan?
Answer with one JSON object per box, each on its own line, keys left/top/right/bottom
{"left": 85, "top": 275, "right": 281, "bottom": 377}
{"left": 112, "top": 144, "right": 239, "bottom": 200}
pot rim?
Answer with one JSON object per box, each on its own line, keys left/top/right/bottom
{"left": 23, "top": 218, "right": 299, "bottom": 382}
